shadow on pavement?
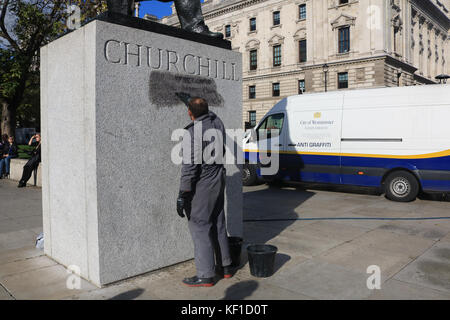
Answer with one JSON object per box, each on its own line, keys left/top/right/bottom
{"left": 418, "top": 192, "right": 450, "bottom": 202}
{"left": 273, "top": 180, "right": 450, "bottom": 202}
{"left": 221, "top": 280, "right": 259, "bottom": 300}
{"left": 236, "top": 185, "right": 314, "bottom": 275}
{"left": 108, "top": 288, "right": 145, "bottom": 300}
{"left": 279, "top": 181, "right": 382, "bottom": 197}
{"left": 273, "top": 253, "right": 291, "bottom": 274}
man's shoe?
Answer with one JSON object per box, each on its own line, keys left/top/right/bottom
{"left": 223, "top": 265, "right": 235, "bottom": 279}
{"left": 18, "top": 181, "right": 26, "bottom": 188}
{"left": 182, "top": 276, "right": 215, "bottom": 287}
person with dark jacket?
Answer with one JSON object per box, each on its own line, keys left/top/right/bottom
{"left": 0, "top": 136, "right": 18, "bottom": 178}
{"left": 18, "top": 134, "right": 41, "bottom": 187}
{"left": 176, "top": 97, "right": 233, "bottom": 287}
{"left": 0, "top": 134, "right": 8, "bottom": 150}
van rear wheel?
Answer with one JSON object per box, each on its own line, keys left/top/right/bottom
{"left": 384, "top": 171, "right": 419, "bottom": 202}
{"left": 243, "top": 164, "right": 257, "bottom": 186}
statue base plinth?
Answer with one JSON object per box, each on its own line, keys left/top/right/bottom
{"left": 40, "top": 18, "right": 242, "bottom": 286}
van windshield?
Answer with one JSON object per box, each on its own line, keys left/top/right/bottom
{"left": 258, "top": 113, "right": 284, "bottom": 137}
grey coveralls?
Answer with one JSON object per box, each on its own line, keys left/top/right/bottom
{"left": 180, "top": 111, "right": 232, "bottom": 278}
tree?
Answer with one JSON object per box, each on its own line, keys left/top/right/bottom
{"left": 0, "top": 0, "right": 107, "bottom": 137}
{"left": 73, "top": 0, "right": 107, "bottom": 21}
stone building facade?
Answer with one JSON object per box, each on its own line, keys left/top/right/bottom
{"left": 161, "top": 0, "right": 450, "bottom": 127}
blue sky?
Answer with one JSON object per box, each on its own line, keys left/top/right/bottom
{"left": 138, "top": 0, "right": 207, "bottom": 19}
{"left": 139, "top": 1, "right": 175, "bottom": 19}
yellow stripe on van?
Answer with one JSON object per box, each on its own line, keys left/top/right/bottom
{"left": 243, "top": 149, "right": 450, "bottom": 159}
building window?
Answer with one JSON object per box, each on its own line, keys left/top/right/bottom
{"left": 299, "top": 40, "right": 307, "bottom": 63}
{"left": 298, "top": 80, "right": 305, "bottom": 94}
{"left": 273, "top": 45, "right": 281, "bottom": 67}
{"left": 299, "top": 4, "right": 306, "bottom": 20}
{"left": 250, "top": 50, "right": 257, "bottom": 70}
{"left": 249, "top": 86, "right": 256, "bottom": 99}
{"left": 249, "top": 111, "right": 257, "bottom": 127}
{"left": 273, "top": 11, "right": 280, "bottom": 26}
{"left": 338, "top": 72, "right": 348, "bottom": 89}
{"left": 338, "top": 26, "right": 350, "bottom": 53}
{"left": 225, "top": 25, "right": 231, "bottom": 38}
{"left": 250, "top": 18, "right": 256, "bottom": 31}
{"left": 272, "top": 83, "right": 280, "bottom": 97}
{"left": 340, "top": 0, "right": 349, "bottom": 4}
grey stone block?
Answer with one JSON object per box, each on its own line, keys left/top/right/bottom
{"left": 40, "top": 20, "right": 242, "bottom": 286}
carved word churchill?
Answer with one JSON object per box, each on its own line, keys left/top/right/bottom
{"left": 104, "top": 39, "right": 239, "bottom": 81}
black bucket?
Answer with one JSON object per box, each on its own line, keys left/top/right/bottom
{"left": 247, "top": 244, "right": 278, "bottom": 278}
{"left": 228, "top": 237, "right": 243, "bottom": 267}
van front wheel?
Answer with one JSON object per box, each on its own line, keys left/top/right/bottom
{"left": 243, "top": 164, "right": 257, "bottom": 186}
{"left": 384, "top": 171, "right": 419, "bottom": 202}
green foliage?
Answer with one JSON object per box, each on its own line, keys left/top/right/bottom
{"left": 73, "top": 0, "right": 108, "bottom": 21}
{"left": 0, "top": 0, "right": 107, "bottom": 133}
{"left": 17, "top": 144, "right": 33, "bottom": 159}
{"left": 0, "top": 48, "right": 23, "bottom": 100}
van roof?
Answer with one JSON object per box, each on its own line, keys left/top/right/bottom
{"left": 268, "top": 84, "right": 450, "bottom": 114}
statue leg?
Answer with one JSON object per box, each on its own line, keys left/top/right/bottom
{"left": 173, "top": 0, "right": 223, "bottom": 38}
{"left": 106, "top": 0, "right": 135, "bottom": 16}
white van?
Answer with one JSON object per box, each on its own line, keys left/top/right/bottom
{"left": 243, "top": 84, "right": 450, "bottom": 202}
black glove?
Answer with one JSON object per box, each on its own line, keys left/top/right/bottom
{"left": 177, "top": 191, "right": 192, "bottom": 219}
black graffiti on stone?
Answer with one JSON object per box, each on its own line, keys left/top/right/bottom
{"left": 149, "top": 71, "right": 224, "bottom": 108}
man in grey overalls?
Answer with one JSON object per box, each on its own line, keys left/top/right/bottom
{"left": 177, "top": 97, "right": 233, "bottom": 287}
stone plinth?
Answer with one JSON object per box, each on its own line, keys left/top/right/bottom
{"left": 9, "top": 159, "right": 42, "bottom": 187}
{"left": 40, "top": 15, "right": 242, "bottom": 286}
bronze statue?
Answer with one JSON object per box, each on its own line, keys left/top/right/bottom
{"left": 106, "top": 0, "right": 223, "bottom": 38}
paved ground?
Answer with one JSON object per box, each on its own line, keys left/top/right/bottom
{"left": 1, "top": 178, "right": 450, "bottom": 300}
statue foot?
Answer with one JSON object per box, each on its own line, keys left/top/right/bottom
{"left": 187, "top": 24, "right": 224, "bottom": 39}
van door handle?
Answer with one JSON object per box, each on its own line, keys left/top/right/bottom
{"left": 276, "top": 144, "right": 283, "bottom": 147}
{"left": 288, "top": 144, "right": 296, "bottom": 147}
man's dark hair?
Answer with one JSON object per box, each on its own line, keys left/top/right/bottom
{"left": 188, "top": 97, "right": 209, "bottom": 118}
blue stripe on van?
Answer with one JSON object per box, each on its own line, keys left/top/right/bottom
{"left": 245, "top": 151, "right": 450, "bottom": 192}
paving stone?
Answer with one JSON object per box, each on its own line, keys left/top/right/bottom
{"left": 9, "top": 216, "right": 43, "bottom": 231}
{"left": 441, "top": 233, "right": 450, "bottom": 243}
{"left": 67, "top": 282, "right": 148, "bottom": 300}
{"left": 369, "top": 279, "right": 450, "bottom": 300}
{"left": 377, "top": 221, "right": 449, "bottom": 241}
{"left": 330, "top": 213, "right": 392, "bottom": 230}
{"left": 0, "top": 246, "right": 44, "bottom": 265}
{"left": 298, "top": 198, "right": 370, "bottom": 215}
{"left": 0, "top": 255, "right": 57, "bottom": 278}
{"left": 0, "top": 284, "right": 14, "bottom": 300}
{"left": 0, "top": 230, "right": 40, "bottom": 251}
{"left": 394, "top": 241, "right": 450, "bottom": 293}
{"left": 1, "top": 181, "right": 449, "bottom": 300}
{"left": 347, "top": 229, "right": 436, "bottom": 258}
{"left": 294, "top": 220, "right": 371, "bottom": 243}
{"left": 222, "top": 281, "right": 313, "bottom": 300}
{"left": 350, "top": 205, "right": 423, "bottom": 218}
{"left": 1, "top": 264, "right": 97, "bottom": 300}
{"left": 266, "top": 259, "right": 372, "bottom": 300}
{"left": 267, "top": 232, "right": 343, "bottom": 259}
{"left": 316, "top": 243, "right": 414, "bottom": 280}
